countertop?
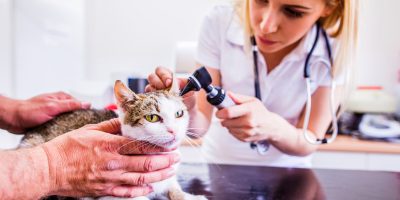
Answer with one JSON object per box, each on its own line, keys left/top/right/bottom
{"left": 177, "top": 163, "right": 400, "bottom": 200}
{"left": 318, "top": 135, "right": 400, "bottom": 154}
{"left": 182, "top": 135, "right": 400, "bottom": 154}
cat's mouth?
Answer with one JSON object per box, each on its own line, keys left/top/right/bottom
{"left": 158, "top": 138, "right": 177, "bottom": 147}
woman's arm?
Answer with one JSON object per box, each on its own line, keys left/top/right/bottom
{"left": 266, "top": 86, "right": 341, "bottom": 156}
{"left": 187, "top": 66, "right": 221, "bottom": 136}
{"left": 217, "top": 86, "right": 341, "bottom": 156}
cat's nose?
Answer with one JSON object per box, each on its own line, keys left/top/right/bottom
{"left": 167, "top": 128, "right": 176, "bottom": 135}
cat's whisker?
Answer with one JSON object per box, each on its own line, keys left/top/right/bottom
{"left": 187, "top": 127, "right": 207, "bottom": 129}
{"left": 187, "top": 127, "right": 208, "bottom": 131}
{"left": 117, "top": 135, "right": 165, "bottom": 152}
{"left": 185, "top": 131, "right": 204, "bottom": 138}
{"left": 182, "top": 137, "right": 223, "bottom": 172}
{"left": 183, "top": 136, "right": 199, "bottom": 148}
{"left": 118, "top": 140, "right": 139, "bottom": 152}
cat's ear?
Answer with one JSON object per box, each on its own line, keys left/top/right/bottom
{"left": 114, "top": 80, "right": 138, "bottom": 104}
{"left": 167, "top": 75, "right": 180, "bottom": 95}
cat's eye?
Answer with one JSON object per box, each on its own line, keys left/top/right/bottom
{"left": 175, "top": 110, "right": 184, "bottom": 118}
{"left": 145, "top": 114, "right": 161, "bottom": 123}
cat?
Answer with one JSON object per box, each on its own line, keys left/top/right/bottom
{"left": 19, "top": 109, "right": 117, "bottom": 148}
{"left": 19, "top": 79, "right": 207, "bottom": 200}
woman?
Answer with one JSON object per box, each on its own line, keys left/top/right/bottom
{"left": 147, "top": 0, "right": 358, "bottom": 167}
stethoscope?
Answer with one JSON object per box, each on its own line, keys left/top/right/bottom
{"left": 250, "top": 23, "right": 339, "bottom": 155}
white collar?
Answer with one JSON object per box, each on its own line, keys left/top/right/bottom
{"left": 226, "top": 13, "right": 245, "bottom": 46}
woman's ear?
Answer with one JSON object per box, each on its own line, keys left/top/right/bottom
{"left": 167, "top": 75, "right": 180, "bottom": 95}
{"left": 114, "top": 80, "right": 138, "bottom": 106}
{"left": 321, "top": 4, "right": 336, "bottom": 18}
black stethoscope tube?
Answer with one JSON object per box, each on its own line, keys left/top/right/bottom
{"left": 250, "top": 23, "right": 333, "bottom": 154}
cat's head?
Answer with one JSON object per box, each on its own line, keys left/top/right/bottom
{"left": 114, "top": 78, "right": 189, "bottom": 149}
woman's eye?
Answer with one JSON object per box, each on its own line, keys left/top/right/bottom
{"left": 145, "top": 114, "right": 161, "bottom": 123}
{"left": 284, "top": 8, "right": 304, "bottom": 18}
{"left": 255, "top": 0, "right": 269, "bottom": 5}
{"left": 175, "top": 110, "right": 184, "bottom": 118}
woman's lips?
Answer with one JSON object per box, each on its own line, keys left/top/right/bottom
{"left": 257, "top": 37, "right": 278, "bottom": 45}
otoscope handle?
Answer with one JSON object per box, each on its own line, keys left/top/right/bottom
{"left": 206, "top": 87, "right": 235, "bottom": 109}
{"left": 216, "top": 97, "right": 236, "bottom": 110}
{"left": 180, "top": 66, "right": 270, "bottom": 155}
{"left": 206, "top": 87, "right": 270, "bottom": 154}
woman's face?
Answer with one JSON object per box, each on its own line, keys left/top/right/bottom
{"left": 249, "top": 0, "right": 332, "bottom": 55}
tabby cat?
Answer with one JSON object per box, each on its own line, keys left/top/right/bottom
{"left": 19, "top": 79, "right": 206, "bottom": 200}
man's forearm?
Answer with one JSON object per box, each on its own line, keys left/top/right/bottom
{"left": 0, "top": 147, "right": 50, "bottom": 200}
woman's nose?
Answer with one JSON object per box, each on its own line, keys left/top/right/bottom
{"left": 260, "top": 11, "right": 279, "bottom": 34}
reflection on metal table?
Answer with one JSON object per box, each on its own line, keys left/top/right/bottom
{"left": 177, "top": 163, "right": 400, "bottom": 200}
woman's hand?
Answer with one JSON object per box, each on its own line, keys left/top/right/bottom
{"left": 42, "top": 118, "right": 178, "bottom": 198}
{"left": 7, "top": 92, "right": 91, "bottom": 133}
{"left": 145, "top": 66, "right": 197, "bottom": 111}
{"left": 216, "top": 92, "right": 284, "bottom": 143}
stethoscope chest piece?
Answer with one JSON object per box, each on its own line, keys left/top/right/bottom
{"left": 250, "top": 141, "right": 270, "bottom": 155}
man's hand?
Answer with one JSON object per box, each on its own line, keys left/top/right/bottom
{"left": 6, "top": 92, "right": 91, "bottom": 133}
{"left": 42, "top": 119, "right": 179, "bottom": 198}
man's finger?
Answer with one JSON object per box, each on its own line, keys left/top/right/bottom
{"left": 119, "top": 153, "right": 179, "bottom": 172}
{"left": 118, "top": 167, "right": 175, "bottom": 185}
{"left": 117, "top": 138, "right": 172, "bottom": 154}
{"left": 109, "top": 185, "right": 153, "bottom": 198}
{"left": 56, "top": 99, "right": 90, "bottom": 114}
{"left": 91, "top": 118, "right": 121, "bottom": 134}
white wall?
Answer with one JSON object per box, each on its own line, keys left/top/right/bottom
{"left": 1, "top": 0, "right": 400, "bottom": 149}
{"left": 85, "top": 0, "right": 229, "bottom": 81}
{"left": 0, "top": 0, "right": 12, "bottom": 96}
{"left": 6, "top": 0, "right": 400, "bottom": 97}
{"left": 0, "top": 0, "right": 20, "bottom": 150}
{"left": 1, "top": 0, "right": 400, "bottom": 97}
{"left": 355, "top": 0, "right": 400, "bottom": 95}
{"left": 13, "top": 0, "right": 86, "bottom": 98}
{"left": 85, "top": 0, "right": 400, "bottom": 94}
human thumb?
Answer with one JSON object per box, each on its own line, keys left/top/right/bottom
{"left": 227, "top": 91, "right": 254, "bottom": 105}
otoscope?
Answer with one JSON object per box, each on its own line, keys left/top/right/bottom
{"left": 180, "top": 67, "right": 270, "bottom": 155}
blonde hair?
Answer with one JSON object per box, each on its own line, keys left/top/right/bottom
{"left": 234, "top": 0, "right": 359, "bottom": 102}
